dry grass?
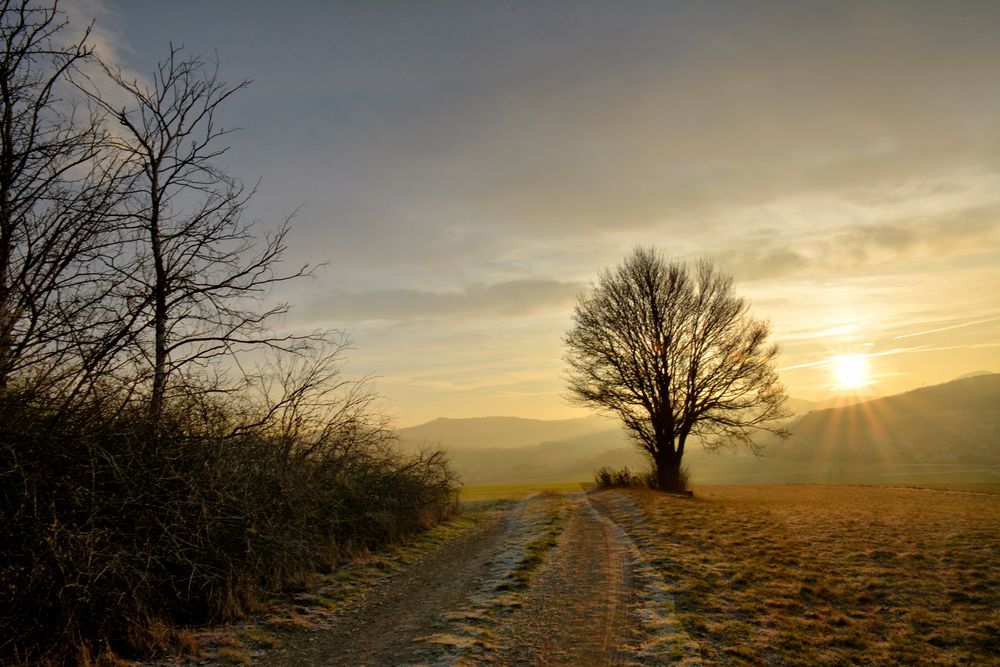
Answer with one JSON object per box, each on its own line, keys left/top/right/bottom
{"left": 595, "top": 484, "right": 1000, "bottom": 666}
{"left": 1, "top": 385, "right": 460, "bottom": 664}
{"left": 505, "top": 492, "right": 573, "bottom": 589}
{"left": 413, "top": 492, "right": 574, "bottom": 661}
{"left": 460, "top": 481, "right": 586, "bottom": 502}
{"left": 133, "top": 509, "right": 494, "bottom": 665}
{"left": 261, "top": 510, "right": 492, "bottom": 633}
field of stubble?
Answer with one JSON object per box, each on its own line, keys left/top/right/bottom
{"left": 592, "top": 484, "right": 1000, "bottom": 666}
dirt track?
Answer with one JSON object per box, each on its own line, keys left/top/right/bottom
{"left": 481, "top": 493, "right": 631, "bottom": 665}
{"left": 258, "top": 490, "right": 682, "bottom": 666}
{"left": 264, "top": 502, "right": 520, "bottom": 666}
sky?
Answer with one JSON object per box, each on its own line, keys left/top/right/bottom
{"left": 67, "top": 1, "right": 1000, "bottom": 426}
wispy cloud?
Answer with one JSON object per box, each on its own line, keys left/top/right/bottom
{"left": 297, "top": 278, "right": 584, "bottom": 325}
{"left": 63, "top": 0, "right": 124, "bottom": 64}
{"left": 894, "top": 317, "right": 1000, "bottom": 340}
{"left": 64, "top": 0, "right": 146, "bottom": 84}
{"left": 715, "top": 173, "right": 1000, "bottom": 283}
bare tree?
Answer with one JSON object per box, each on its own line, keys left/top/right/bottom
{"left": 565, "top": 246, "right": 789, "bottom": 492}
{"left": 82, "top": 46, "right": 311, "bottom": 422}
{"left": 0, "top": 0, "right": 126, "bottom": 390}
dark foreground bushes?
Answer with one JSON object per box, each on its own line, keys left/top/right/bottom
{"left": 0, "top": 4, "right": 459, "bottom": 661}
{"left": 0, "top": 387, "right": 457, "bottom": 664}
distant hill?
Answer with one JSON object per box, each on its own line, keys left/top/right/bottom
{"left": 395, "top": 416, "right": 640, "bottom": 484}
{"left": 436, "top": 431, "right": 644, "bottom": 485}
{"left": 784, "top": 397, "right": 818, "bottom": 415}
{"left": 396, "top": 415, "right": 615, "bottom": 451}
{"left": 810, "top": 394, "right": 879, "bottom": 412}
{"left": 770, "top": 373, "right": 1000, "bottom": 465}
{"left": 396, "top": 375, "right": 1000, "bottom": 486}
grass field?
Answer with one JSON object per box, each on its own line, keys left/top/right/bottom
{"left": 592, "top": 484, "right": 1000, "bottom": 666}
{"left": 460, "top": 481, "right": 588, "bottom": 502}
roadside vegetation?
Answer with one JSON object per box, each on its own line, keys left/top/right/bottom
{"left": 0, "top": 3, "right": 457, "bottom": 663}
{"left": 591, "top": 484, "right": 1000, "bottom": 665}
{"left": 148, "top": 507, "right": 488, "bottom": 664}
{"left": 1, "top": 384, "right": 458, "bottom": 664}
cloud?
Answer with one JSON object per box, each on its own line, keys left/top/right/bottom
{"left": 711, "top": 177, "right": 1000, "bottom": 283}
{"left": 63, "top": 0, "right": 122, "bottom": 63}
{"left": 63, "top": 0, "right": 148, "bottom": 93}
{"left": 84, "top": 1, "right": 1000, "bottom": 418}
{"left": 893, "top": 317, "right": 1000, "bottom": 341}
{"left": 297, "top": 278, "right": 584, "bottom": 324}
{"left": 717, "top": 248, "right": 811, "bottom": 282}
{"left": 146, "top": 0, "right": 1000, "bottom": 279}
{"left": 815, "top": 215, "right": 997, "bottom": 272}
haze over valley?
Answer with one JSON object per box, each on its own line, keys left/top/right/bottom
{"left": 398, "top": 373, "right": 1000, "bottom": 485}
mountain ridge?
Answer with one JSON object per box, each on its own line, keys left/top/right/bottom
{"left": 767, "top": 373, "right": 1000, "bottom": 464}
{"left": 395, "top": 374, "right": 1000, "bottom": 484}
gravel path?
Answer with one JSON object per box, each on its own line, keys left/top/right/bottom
{"left": 483, "top": 493, "right": 633, "bottom": 666}
{"left": 262, "top": 503, "right": 523, "bottom": 666}
{"left": 252, "top": 489, "right": 691, "bottom": 666}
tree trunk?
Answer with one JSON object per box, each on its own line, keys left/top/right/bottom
{"left": 0, "top": 74, "right": 13, "bottom": 390}
{"left": 653, "top": 449, "right": 686, "bottom": 493}
{"left": 148, "top": 179, "right": 167, "bottom": 426}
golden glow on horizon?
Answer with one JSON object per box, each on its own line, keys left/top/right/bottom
{"left": 832, "top": 354, "right": 870, "bottom": 389}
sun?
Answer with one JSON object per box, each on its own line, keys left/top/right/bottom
{"left": 832, "top": 354, "right": 870, "bottom": 389}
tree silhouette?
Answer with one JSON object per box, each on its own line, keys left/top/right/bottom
{"left": 565, "top": 246, "right": 789, "bottom": 492}
{"left": 0, "top": 0, "right": 125, "bottom": 391}
{"left": 83, "top": 46, "right": 311, "bottom": 422}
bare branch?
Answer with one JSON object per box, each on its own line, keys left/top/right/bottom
{"left": 0, "top": 0, "right": 130, "bottom": 391}
{"left": 78, "top": 45, "right": 310, "bottom": 422}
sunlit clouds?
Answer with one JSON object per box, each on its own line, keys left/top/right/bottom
{"left": 78, "top": 1, "right": 1000, "bottom": 424}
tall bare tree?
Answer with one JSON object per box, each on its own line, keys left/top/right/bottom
{"left": 83, "top": 46, "right": 311, "bottom": 422}
{"left": 0, "top": 0, "right": 125, "bottom": 390}
{"left": 565, "top": 246, "right": 789, "bottom": 491}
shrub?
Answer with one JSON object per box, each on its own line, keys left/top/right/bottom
{"left": 594, "top": 464, "right": 691, "bottom": 492}
{"left": 0, "top": 384, "right": 458, "bottom": 664}
{"left": 594, "top": 466, "right": 654, "bottom": 488}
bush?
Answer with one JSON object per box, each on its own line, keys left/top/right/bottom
{"left": 594, "top": 466, "right": 654, "bottom": 489}
{"left": 0, "top": 384, "right": 458, "bottom": 664}
{"left": 594, "top": 464, "right": 693, "bottom": 492}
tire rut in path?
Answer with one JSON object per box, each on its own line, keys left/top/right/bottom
{"left": 263, "top": 506, "right": 519, "bottom": 666}
{"left": 484, "top": 493, "right": 633, "bottom": 666}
